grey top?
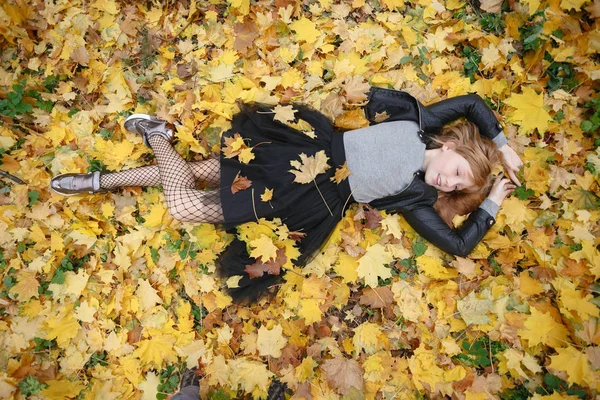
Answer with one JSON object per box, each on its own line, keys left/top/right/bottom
{"left": 343, "top": 121, "right": 505, "bottom": 218}
{"left": 344, "top": 120, "right": 425, "bottom": 203}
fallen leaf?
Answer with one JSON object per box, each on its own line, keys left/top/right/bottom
{"left": 321, "top": 357, "right": 364, "bottom": 395}
{"left": 231, "top": 171, "right": 252, "bottom": 194}
{"left": 359, "top": 286, "right": 394, "bottom": 308}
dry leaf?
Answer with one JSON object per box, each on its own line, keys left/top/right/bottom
{"left": 359, "top": 287, "right": 394, "bottom": 308}
{"left": 231, "top": 171, "right": 252, "bottom": 194}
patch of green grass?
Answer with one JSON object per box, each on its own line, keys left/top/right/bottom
{"left": 480, "top": 13, "right": 505, "bottom": 35}
{"left": 18, "top": 376, "right": 48, "bottom": 397}
{"left": 519, "top": 11, "right": 547, "bottom": 52}
{"left": 462, "top": 46, "right": 482, "bottom": 83}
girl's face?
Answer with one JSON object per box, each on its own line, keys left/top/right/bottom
{"left": 424, "top": 144, "right": 475, "bottom": 192}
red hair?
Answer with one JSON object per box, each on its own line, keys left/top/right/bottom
{"left": 429, "top": 122, "right": 501, "bottom": 227}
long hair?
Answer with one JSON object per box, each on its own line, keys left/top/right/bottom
{"left": 429, "top": 122, "right": 501, "bottom": 227}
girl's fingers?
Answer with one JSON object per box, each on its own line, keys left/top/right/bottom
{"left": 507, "top": 169, "right": 521, "bottom": 186}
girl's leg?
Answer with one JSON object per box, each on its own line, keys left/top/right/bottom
{"left": 146, "top": 135, "right": 224, "bottom": 224}
{"left": 99, "top": 158, "right": 220, "bottom": 189}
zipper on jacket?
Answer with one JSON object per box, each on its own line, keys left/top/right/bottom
{"left": 405, "top": 92, "right": 425, "bottom": 140}
{"left": 394, "top": 170, "right": 421, "bottom": 198}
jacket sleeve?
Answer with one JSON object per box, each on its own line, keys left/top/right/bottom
{"left": 425, "top": 94, "right": 507, "bottom": 147}
{"left": 401, "top": 203, "right": 496, "bottom": 257}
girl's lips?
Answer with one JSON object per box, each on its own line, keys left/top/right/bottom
{"left": 437, "top": 174, "right": 441, "bottom": 187}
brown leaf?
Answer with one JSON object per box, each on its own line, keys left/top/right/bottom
{"left": 234, "top": 20, "right": 259, "bottom": 52}
{"left": 321, "top": 92, "right": 345, "bottom": 120}
{"left": 359, "top": 286, "right": 394, "bottom": 308}
{"left": 288, "top": 230, "right": 307, "bottom": 241}
{"left": 71, "top": 46, "right": 89, "bottom": 66}
{"left": 177, "top": 62, "right": 197, "bottom": 79}
{"left": 231, "top": 171, "right": 252, "bottom": 194}
{"left": 127, "top": 325, "right": 143, "bottom": 344}
{"left": 373, "top": 111, "right": 390, "bottom": 123}
{"left": 528, "top": 266, "right": 557, "bottom": 283}
{"left": 321, "top": 357, "right": 364, "bottom": 395}
{"left": 479, "top": 0, "right": 503, "bottom": 12}
{"left": 354, "top": 205, "right": 382, "bottom": 229}
{"left": 561, "top": 258, "right": 589, "bottom": 278}
{"left": 343, "top": 75, "right": 370, "bottom": 103}
{"left": 245, "top": 247, "right": 287, "bottom": 278}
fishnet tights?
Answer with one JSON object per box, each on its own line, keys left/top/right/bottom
{"left": 100, "top": 138, "right": 224, "bottom": 224}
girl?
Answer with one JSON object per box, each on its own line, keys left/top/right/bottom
{"left": 51, "top": 87, "right": 522, "bottom": 301}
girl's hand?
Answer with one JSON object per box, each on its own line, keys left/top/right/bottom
{"left": 498, "top": 144, "right": 523, "bottom": 186}
{"left": 488, "top": 176, "right": 516, "bottom": 206}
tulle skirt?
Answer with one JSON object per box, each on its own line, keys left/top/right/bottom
{"left": 217, "top": 103, "right": 354, "bottom": 301}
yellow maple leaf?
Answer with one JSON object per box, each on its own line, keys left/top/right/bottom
{"left": 143, "top": 204, "right": 166, "bottom": 227}
{"left": 295, "top": 356, "right": 318, "bottom": 382}
{"left": 558, "top": 286, "right": 600, "bottom": 321}
{"left": 521, "top": 0, "right": 541, "bottom": 14}
{"left": 249, "top": 234, "right": 279, "bottom": 262}
{"left": 298, "top": 298, "right": 323, "bottom": 324}
{"left": 9, "top": 270, "right": 39, "bottom": 302}
{"left": 134, "top": 335, "right": 178, "bottom": 367}
{"left": 417, "top": 255, "right": 458, "bottom": 279}
{"left": 499, "top": 197, "right": 536, "bottom": 232}
{"left": 334, "top": 252, "right": 359, "bottom": 283}
{"left": 457, "top": 291, "right": 493, "bottom": 326}
{"left": 44, "top": 313, "right": 80, "bottom": 348}
{"left": 136, "top": 279, "right": 162, "bottom": 311}
{"left": 256, "top": 324, "right": 287, "bottom": 358}
{"left": 238, "top": 147, "right": 255, "bottom": 164}
{"left": 352, "top": 322, "right": 387, "bottom": 354}
{"left": 504, "top": 86, "right": 552, "bottom": 135}
{"left": 289, "top": 17, "right": 320, "bottom": 44}
{"left": 331, "top": 162, "right": 351, "bottom": 184}
{"left": 289, "top": 150, "right": 331, "bottom": 184}
{"left": 139, "top": 371, "right": 160, "bottom": 400}
{"left": 39, "top": 380, "right": 86, "bottom": 400}
{"left": 560, "top": 0, "right": 589, "bottom": 10}
{"left": 271, "top": 104, "right": 296, "bottom": 124}
{"left": 260, "top": 188, "right": 273, "bottom": 202}
{"left": 356, "top": 243, "right": 394, "bottom": 287}
{"left": 230, "top": 0, "right": 250, "bottom": 15}
{"left": 549, "top": 346, "right": 594, "bottom": 386}
{"left": 498, "top": 348, "right": 542, "bottom": 380}
{"left": 230, "top": 358, "right": 273, "bottom": 396}
{"left": 518, "top": 307, "right": 570, "bottom": 348}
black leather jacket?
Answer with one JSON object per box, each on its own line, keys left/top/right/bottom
{"left": 362, "top": 87, "right": 504, "bottom": 256}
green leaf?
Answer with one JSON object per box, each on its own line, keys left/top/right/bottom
{"left": 28, "top": 190, "right": 39, "bottom": 207}
{"left": 412, "top": 240, "right": 427, "bottom": 257}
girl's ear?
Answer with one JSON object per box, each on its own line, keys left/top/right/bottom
{"left": 442, "top": 141, "right": 457, "bottom": 151}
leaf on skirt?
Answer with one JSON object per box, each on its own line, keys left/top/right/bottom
{"left": 245, "top": 247, "right": 287, "bottom": 278}
{"left": 231, "top": 171, "right": 252, "bottom": 194}
{"left": 331, "top": 162, "right": 351, "bottom": 183}
{"left": 289, "top": 150, "right": 331, "bottom": 184}
{"left": 272, "top": 104, "right": 296, "bottom": 124}
{"left": 260, "top": 188, "right": 273, "bottom": 202}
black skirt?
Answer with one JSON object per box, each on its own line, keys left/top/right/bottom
{"left": 217, "top": 103, "right": 355, "bottom": 301}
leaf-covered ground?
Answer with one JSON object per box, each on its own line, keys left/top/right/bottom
{"left": 1, "top": 0, "right": 600, "bottom": 399}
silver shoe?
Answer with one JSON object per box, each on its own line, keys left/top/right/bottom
{"left": 124, "top": 114, "right": 174, "bottom": 148}
{"left": 50, "top": 171, "right": 106, "bottom": 196}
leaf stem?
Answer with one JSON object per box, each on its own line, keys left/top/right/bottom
{"left": 313, "top": 179, "right": 333, "bottom": 216}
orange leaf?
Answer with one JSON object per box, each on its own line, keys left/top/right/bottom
{"left": 245, "top": 247, "right": 287, "bottom": 278}
{"left": 231, "top": 171, "right": 252, "bottom": 194}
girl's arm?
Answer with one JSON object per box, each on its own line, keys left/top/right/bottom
{"left": 425, "top": 94, "right": 508, "bottom": 148}
{"left": 401, "top": 204, "right": 493, "bottom": 257}
{"left": 401, "top": 176, "right": 514, "bottom": 256}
